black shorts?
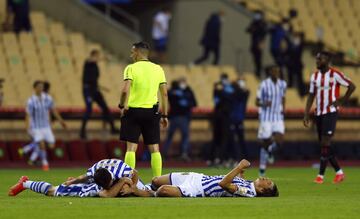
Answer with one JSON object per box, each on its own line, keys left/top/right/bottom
{"left": 315, "top": 112, "right": 337, "bottom": 141}
{"left": 120, "top": 107, "right": 161, "bottom": 145}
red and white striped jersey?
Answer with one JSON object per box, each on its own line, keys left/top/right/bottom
{"left": 309, "top": 67, "right": 351, "bottom": 116}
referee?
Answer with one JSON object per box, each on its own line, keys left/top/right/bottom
{"left": 119, "top": 42, "right": 168, "bottom": 177}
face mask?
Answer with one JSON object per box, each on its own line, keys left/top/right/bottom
{"left": 238, "top": 80, "right": 246, "bottom": 89}
{"left": 254, "top": 13, "right": 262, "bottom": 20}
{"left": 221, "top": 79, "right": 229, "bottom": 85}
{"left": 179, "top": 83, "right": 187, "bottom": 89}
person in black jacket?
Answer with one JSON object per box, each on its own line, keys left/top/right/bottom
{"left": 246, "top": 10, "right": 267, "bottom": 78}
{"left": 162, "top": 78, "right": 197, "bottom": 161}
{"left": 208, "top": 73, "right": 234, "bottom": 166}
{"left": 194, "top": 10, "right": 225, "bottom": 65}
{"left": 80, "top": 50, "right": 119, "bottom": 139}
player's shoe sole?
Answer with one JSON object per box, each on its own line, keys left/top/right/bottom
{"left": 333, "top": 174, "right": 345, "bottom": 184}
{"left": 8, "top": 176, "right": 29, "bottom": 196}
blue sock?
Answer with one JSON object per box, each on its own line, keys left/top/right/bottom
{"left": 39, "top": 149, "right": 48, "bottom": 166}
{"left": 23, "top": 142, "right": 38, "bottom": 153}
{"left": 30, "top": 146, "right": 41, "bottom": 162}
{"left": 23, "top": 181, "right": 51, "bottom": 195}
{"left": 259, "top": 148, "right": 268, "bottom": 173}
{"left": 268, "top": 142, "right": 278, "bottom": 153}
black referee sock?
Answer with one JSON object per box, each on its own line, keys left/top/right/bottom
{"left": 319, "top": 146, "right": 330, "bottom": 176}
{"left": 329, "top": 156, "right": 341, "bottom": 172}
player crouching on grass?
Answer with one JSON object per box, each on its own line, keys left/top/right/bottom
{"left": 8, "top": 169, "right": 153, "bottom": 198}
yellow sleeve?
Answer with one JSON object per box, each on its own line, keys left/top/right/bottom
{"left": 159, "top": 66, "right": 166, "bottom": 84}
{"left": 124, "top": 65, "right": 133, "bottom": 81}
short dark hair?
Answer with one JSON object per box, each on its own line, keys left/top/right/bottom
{"left": 319, "top": 51, "right": 332, "bottom": 61}
{"left": 133, "top": 41, "right": 150, "bottom": 50}
{"left": 33, "top": 80, "right": 43, "bottom": 88}
{"left": 258, "top": 184, "right": 279, "bottom": 197}
{"left": 94, "top": 168, "right": 112, "bottom": 189}
{"left": 43, "top": 81, "right": 50, "bottom": 93}
{"left": 90, "top": 49, "right": 100, "bottom": 57}
{"left": 265, "top": 65, "right": 279, "bottom": 75}
{"left": 220, "top": 73, "right": 228, "bottom": 80}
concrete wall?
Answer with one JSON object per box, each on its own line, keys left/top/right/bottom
{"left": 30, "top": 0, "right": 140, "bottom": 60}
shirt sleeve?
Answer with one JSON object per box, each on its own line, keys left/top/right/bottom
{"left": 309, "top": 74, "right": 315, "bottom": 94}
{"left": 123, "top": 65, "right": 133, "bottom": 81}
{"left": 256, "top": 82, "right": 265, "bottom": 99}
{"left": 334, "top": 71, "right": 351, "bottom": 87}
{"left": 26, "top": 99, "right": 33, "bottom": 114}
{"left": 159, "top": 66, "right": 167, "bottom": 84}
{"left": 86, "top": 162, "right": 97, "bottom": 178}
{"left": 233, "top": 184, "right": 256, "bottom": 197}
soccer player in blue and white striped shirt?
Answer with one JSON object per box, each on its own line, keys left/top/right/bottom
{"left": 8, "top": 175, "right": 145, "bottom": 198}
{"left": 151, "top": 159, "right": 279, "bottom": 198}
{"left": 20, "top": 81, "right": 66, "bottom": 171}
{"left": 256, "top": 66, "right": 287, "bottom": 176}
{"left": 63, "top": 159, "right": 146, "bottom": 190}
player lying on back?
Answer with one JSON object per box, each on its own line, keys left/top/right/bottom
{"left": 149, "top": 159, "right": 278, "bottom": 198}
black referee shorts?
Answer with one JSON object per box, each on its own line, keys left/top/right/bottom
{"left": 120, "top": 107, "right": 161, "bottom": 145}
{"left": 315, "top": 112, "right": 338, "bottom": 141}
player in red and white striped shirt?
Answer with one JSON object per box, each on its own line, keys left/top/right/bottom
{"left": 304, "top": 52, "right": 356, "bottom": 184}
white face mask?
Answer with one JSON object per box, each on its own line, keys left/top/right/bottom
{"left": 179, "top": 83, "right": 187, "bottom": 89}
{"left": 238, "top": 80, "right": 246, "bottom": 89}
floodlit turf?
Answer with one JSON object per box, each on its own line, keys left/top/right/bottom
{"left": 0, "top": 167, "right": 359, "bottom": 219}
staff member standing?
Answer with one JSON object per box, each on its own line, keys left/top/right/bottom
{"left": 80, "top": 50, "right": 119, "bottom": 139}
{"left": 119, "top": 42, "right": 168, "bottom": 177}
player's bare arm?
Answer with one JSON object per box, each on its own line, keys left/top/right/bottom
{"left": 130, "top": 169, "right": 139, "bottom": 185}
{"left": 303, "top": 93, "right": 315, "bottom": 127}
{"left": 219, "top": 159, "right": 251, "bottom": 193}
{"left": 159, "top": 83, "right": 169, "bottom": 128}
{"left": 332, "top": 81, "right": 356, "bottom": 107}
{"left": 119, "top": 79, "right": 131, "bottom": 116}
{"left": 51, "top": 109, "right": 67, "bottom": 129}
{"left": 99, "top": 177, "right": 133, "bottom": 198}
{"left": 63, "top": 174, "right": 89, "bottom": 186}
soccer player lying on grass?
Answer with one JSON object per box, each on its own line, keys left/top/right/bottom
{"left": 8, "top": 175, "right": 146, "bottom": 197}
{"left": 150, "top": 159, "right": 279, "bottom": 198}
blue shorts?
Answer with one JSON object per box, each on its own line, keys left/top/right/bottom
{"left": 153, "top": 37, "right": 168, "bottom": 52}
{"left": 54, "top": 183, "right": 101, "bottom": 197}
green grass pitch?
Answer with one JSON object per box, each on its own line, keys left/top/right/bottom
{"left": 0, "top": 167, "right": 359, "bottom": 219}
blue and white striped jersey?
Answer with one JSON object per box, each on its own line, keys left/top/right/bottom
{"left": 26, "top": 93, "right": 54, "bottom": 129}
{"left": 86, "top": 159, "right": 133, "bottom": 181}
{"left": 55, "top": 183, "right": 101, "bottom": 197}
{"left": 256, "top": 78, "right": 287, "bottom": 122}
{"left": 201, "top": 175, "right": 256, "bottom": 197}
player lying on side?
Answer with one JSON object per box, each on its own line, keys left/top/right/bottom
{"left": 9, "top": 158, "right": 153, "bottom": 197}
{"left": 149, "top": 159, "right": 278, "bottom": 198}
{"left": 8, "top": 175, "right": 150, "bottom": 198}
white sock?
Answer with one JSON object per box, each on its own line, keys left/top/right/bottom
{"left": 29, "top": 146, "right": 40, "bottom": 161}
{"left": 336, "top": 169, "right": 344, "bottom": 175}
{"left": 317, "top": 174, "right": 324, "bottom": 179}
{"left": 23, "top": 142, "right": 38, "bottom": 153}
{"left": 40, "top": 150, "right": 48, "bottom": 166}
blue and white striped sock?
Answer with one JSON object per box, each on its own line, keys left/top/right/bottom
{"left": 259, "top": 148, "right": 268, "bottom": 174}
{"left": 39, "top": 150, "right": 48, "bottom": 166}
{"left": 23, "top": 142, "right": 38, "bottom": 153}
{"left": 23, "top": 181, "right": 51, "bottom": 195}
{"left": 29, "top": 146, "right": 40, "bottom": 162}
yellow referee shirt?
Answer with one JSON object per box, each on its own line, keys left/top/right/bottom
{"left": 123, "top": 60, "right": 166, "bottom": 108}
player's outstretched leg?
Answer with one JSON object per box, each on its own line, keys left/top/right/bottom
{"left": 259, "top": 147, "right": 268, "bottom": 176}
{"left": 9, "top": 176, "right": 52, "bottom": 196}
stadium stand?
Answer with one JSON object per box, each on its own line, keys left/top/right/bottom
{"left": 236, "top": 0, "right": 360, "bottom": 61}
